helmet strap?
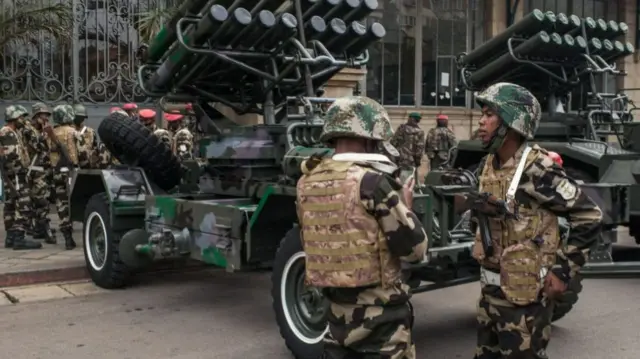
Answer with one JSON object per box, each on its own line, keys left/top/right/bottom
{"left": 482, "top": 123, "right": 508, "bottom": 153}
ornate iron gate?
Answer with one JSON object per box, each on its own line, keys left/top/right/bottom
{"left": 0, "top": 0, "right": 178, "bottom": 110}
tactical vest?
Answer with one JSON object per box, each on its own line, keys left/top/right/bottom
{"left": 0, "top": 126, "right": 30, "bottom": 169}
{"left": 51, "top": 125, "right": 79, "bottom": 167}
{"left": 296, "top": 159, "right": 401, "bottom": 289}
{"left": 472, "top": 145, "right": 560, "bottom": 305}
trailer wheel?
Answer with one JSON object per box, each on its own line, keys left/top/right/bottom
{"left": 271, "top": 228, "right": 328, "bottom": 359}
{"left": 97, "top": 113, "right": 183, "bottom": 191}
{"left": 83, "top": 193, "right": 130, "bottom": 289}
{"left": 551, "top": 273, "right": 583, "bottom": 322}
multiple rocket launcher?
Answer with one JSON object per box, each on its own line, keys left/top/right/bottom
{"left": 458, "top": 9, "right": 635, "bottom": 93}
{"left": 140, "top": 0, "right": 386, "bottom": 102}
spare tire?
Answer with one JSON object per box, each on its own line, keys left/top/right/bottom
{"left": 98, "top": 113, "right": 183, "bottom": 191}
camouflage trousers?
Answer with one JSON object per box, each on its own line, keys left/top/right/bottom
{"left": 474, "top": 286, "right": 553, "bottom": 359}
{"left": 322, "top": 284, "right": 415, "bottom": 359}
{"left": 28, "top": 171, "right": 51, "bottom": 227}
{"left": 2, "top": 173, "right": 31, "bottom": 232}
{"left": 52, "top": 171, "right": 72, "bottom": 232}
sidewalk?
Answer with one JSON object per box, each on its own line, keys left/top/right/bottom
{"left": 0, "top": 209, "right": 87, "bottom": 287}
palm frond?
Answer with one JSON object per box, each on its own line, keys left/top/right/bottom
{"left": 136, "top": 7, "right": 178, "bottom": 44}
{"left": 0, "top": 1, "right": 73, "bottom": 49}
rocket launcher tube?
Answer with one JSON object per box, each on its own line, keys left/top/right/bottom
{"left": 304, "top": 16, "right": 327, "bottom": 41}
{"left": 323, "top": 0, "right": 361, "bottom": 21}
{"left": 325, "top": 20, "right": 367, "bottom": 53}
{"left": 343, "top": 0, "right": 378, "bottom": 23}
{"left": 467, "top": 31, "right": 551, "bottom": 88}
{"left": 301, "top": 0, "right": 340, "bottom": 22}
{"left": 554, "top": 13, "right": 581, "bottom": 35}
{"left": 315, "top": 18, "right": 347, "bottom": 44}
{"left": 230, "top": 10, "right": 277, "bottom": 49}
{"left": 254, "top": 13, "right": 299, "bottom": 50}
{"left": 145, "top": 0, "right": 211, "bottom": 63}
{"left": 567, "top": 17, "right": 597, "bottom": 37}
{"left": 346, "top": 22, "right": 385, "bottom": 56}
{"left": 214, "top": 8, "right": 253, "bottom": 47}
{"left": 147, "top": 4, "right": 229, "bottom": 92}
{"left": 460, "top": 9, "right": 552, "bottom": 67}
{"left": 601, "top": 21, "right": 629, "bottom": 40}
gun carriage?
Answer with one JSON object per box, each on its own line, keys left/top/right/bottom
{"left": 68, "top": 4, "right": 599, "bottom": 357}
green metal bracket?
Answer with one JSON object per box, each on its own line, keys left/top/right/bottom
{"left": 506, "top": 0, "right": 522, "bottom": 27}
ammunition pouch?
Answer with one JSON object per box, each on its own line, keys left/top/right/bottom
{"left": 499, "top": 241, "right": 544, "bottom": 306}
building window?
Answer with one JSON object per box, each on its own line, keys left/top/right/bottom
{"left": 365, "top": 0, "right": 481, "bottom": 107}
{"left": 527, "top": 0, "right": 621, "bottom": 110}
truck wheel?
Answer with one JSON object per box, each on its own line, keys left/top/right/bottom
{"left": 97, "top": 112, "right": 183, "bottom": 191}
{"left": 271, "top": 228, "right": 328, "bottom": 359}
{"left": 551, "top": 273, "right": 583, "bottom": 322}
{"left": 83, "top": 193, "right": 130, "bottom": 289}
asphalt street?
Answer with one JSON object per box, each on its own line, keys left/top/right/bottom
{"left": 0, "top": 269, "right": 638, "bottom": 359}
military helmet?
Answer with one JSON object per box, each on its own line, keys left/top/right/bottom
{"left": 475, "top": 82, "right": 541, "bottom": 140}
{"left": 32, "top": 102, "right": 51, "bottom": 117}
{"left": 320, "top": 96, "right": 398, "bottom": 156}
{"left": 52, "top": 104, "right": 76, "bottom": 125}
{"left": 4, "top": 105, "right": 29, "bottom": 121}
{"left": 73, "top": 104, "right": 87, "bottom": 117}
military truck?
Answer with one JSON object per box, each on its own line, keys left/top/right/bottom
{"left": 68, "top": 3, "right": 598, "bottom": 358}
{"left": 425, "top": 8, "right": 639, "bottom": 280}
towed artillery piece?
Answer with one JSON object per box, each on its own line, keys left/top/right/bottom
{"left": 424, "top": 8, "right": 638, "bottom": 319}
{"left": 68, "top": 3, "right": 583, "bottom": 358}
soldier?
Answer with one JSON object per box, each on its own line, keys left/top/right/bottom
{"left": 166, "top": 112, "right": 195, "bottom": 160}
{"left": 468, "top": 82, "right": 603, "bottom": 359}
{"left": 425, "top": 114, "right": 457, "bottom": 170}
{"left": 390, "top": 112, "right": 425, "bottom": 171}
{"left": 23, "top": 103, "right": 57, "bottom": 244}
{"left": 48, "top": 105, "right": 80, "bottom": 250}
{"left": 110, "top": 107, "right": 129, "bottom": 117}
{"left": 297, "top": 96, "right": 428, "bottom": 359}
{"left": 0, "top": 106, "right": 43, "bottom": 250}
{"left": 139, "top": 108, "right": 158, "bottom": 132}
{"left": 122, "top": 103, "right": 138, "bottom": 120}
{"left": 73, "top": 104, "right": 99, "bottom": 169}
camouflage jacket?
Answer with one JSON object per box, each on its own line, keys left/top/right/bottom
{"left": 390, "top": 122, "right": 425, "bottom": 168}
{"left": 76, "top": 125, "right": 98, "bottom": 169}
{"left": 426, "top": 126, "right": 457, "bottom": 160}
{"left": 173, "top": 128, "right": 194, "bottom": 160}
{"left": 20, "top": 122, "right": 52, "bottom": 171}
{"left": 96, "top": 143, "right": 119, "bottom": 168}
{"left": 474, "top": 144, "right": 603, "bottom": 282}
{"left": 0, "top": 126, "right": 30, "bottom": 175}
{"left": 154, "top": 128, "right": 173, "bottom": 148}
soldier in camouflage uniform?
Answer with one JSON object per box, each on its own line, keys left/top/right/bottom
{"left": 49, "top": 105, "right": 80, "bottom": 250}
{"left": 390, "top": 112, "right": 425, "bottom": 171}
{"left": 22, "top": 103, "right": 57, "bottom": 244}
{"left": 139, "top": 108, "right": 158, "bottom": 132}
{"left": 297, "top": 96, "right": 428, "bottom": 359}
{"left": 73, "top": 104, "right": 99, "bottom": 169}
{"left": 468, "top": 82, "right": 603, "bottom": 359}
{"left": 1, "top": 106, "right": 43, "bottom": 250}
{"left": 165, "top": 112, "right": 195, "bottom": 160}
{"left": 425, "top": 114, "right": 457, "bottom": 170}
{"left": 122, "top": 103, "right": 138, "bottom": 120}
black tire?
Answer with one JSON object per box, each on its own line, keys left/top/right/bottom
{"left": 551, "top": 273, "right": 584, "bottom": 322}
{"left": 271, "top": 228, "right": 327, "bottom": 359}
{"left": 83, "top": 193, "right": 131, "bottom": 289}
{"left": 98, "top": 113, "right": 183, "bottom": 191}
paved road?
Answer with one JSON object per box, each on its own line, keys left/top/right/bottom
{"left": 0, "top": 270, "right": 639, "bottom": 359}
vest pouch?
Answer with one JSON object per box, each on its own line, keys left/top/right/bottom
{"left": 499, "top": 241, "right": 542, "bottom": 306}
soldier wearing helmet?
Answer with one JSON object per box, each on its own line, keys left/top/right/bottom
{"left": 390, "top": 112, "right": 425, "bottom": 173}
{"left": 48, "top": 105, "right": 80, "bottom": 250}
{"left": 425, "top": 113, "right": 457, "bottom": 170}
{"left": 297, "top": 96, "right": 427, "bottom": 359}
{"left": 0, "top": 105, "right": 42, "bottom": 250}
{"left": 469, "top": 82, "right": 602, "bottom": 359}
{"left": 73, "top": 104, "right": 99, "bottom": 169}
{"left": 20, "top": 103, "right": 57, "bottom": 244}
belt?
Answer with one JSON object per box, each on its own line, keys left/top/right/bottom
{"left": 480, "top": 266, "right": 549, "bottom": 286}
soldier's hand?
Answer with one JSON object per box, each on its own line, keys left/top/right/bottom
{"left": 543, "top": 272, "right": 567, "bottom": 299}
{"left": 42, "top": 124, "right": 53, "bottom": 135}
{"left": 402, "top": 175, "right": 415, "bottom": 205}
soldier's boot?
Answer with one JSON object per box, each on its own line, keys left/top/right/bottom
{"left": 62, "top": 229, "right": 76, "bottom": 250}
{"left": 38, "top": 220, "right": 57, "bottom": 244}
{"left": 4, "top": 231, "right": 14, "bottom": 249}
{"left": 12, "top": 230, "right": 43, "bottom": 250}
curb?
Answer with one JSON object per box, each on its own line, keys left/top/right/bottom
{"left": 0, "top": 260, "right": 208, "bottom": 288}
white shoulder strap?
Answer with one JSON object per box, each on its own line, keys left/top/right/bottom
{"left": 79, "top": 126, "right": 87, "bottom": 135}
{"left": 506, "top": 146, "right": 532, "bottom": 203}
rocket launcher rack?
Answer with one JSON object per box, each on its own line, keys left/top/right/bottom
{"left": 137, "top": 0, "right": 384, "bottom": 121}
{"left": 456, "top": 9, "right": 635, "bottom": 112}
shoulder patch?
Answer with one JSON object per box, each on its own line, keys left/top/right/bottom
{"left": 556, "top": 178, "right": 577, "bottom": 200}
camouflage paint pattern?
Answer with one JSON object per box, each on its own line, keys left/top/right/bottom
{"left": 426, "top": 126, "right": 457, "bottom": 169}
{"left": 472, "top": 143, "right": 603, "bottom": 355}
{"left": 52, "top": 104, "right": 75, "bottom": 125}
{"left": 76, "top": 125, "right": 99, "bottom": 168}
{"left": 390, "top": 122, "right": 425, "bottom": 169}
{"left": 0, "top": 124, "right": 31, "bottom": 234}
{"left": 475, "top": 82, "right": 541, "bottom": 140}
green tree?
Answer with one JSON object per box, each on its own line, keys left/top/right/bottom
{"left": 0, "top": 0, "right": 73, "bottom": 49}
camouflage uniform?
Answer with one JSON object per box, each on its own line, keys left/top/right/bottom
{"left": 1, "top": 106, "right": 42, "bottom": 250}
{"left": 50, "top": 105, "right": 80, "bottom": 250}
{"left": 73, "top": 104, "right": 99, "bottom": 169}
{"left": 471, "top": 83, "right": 603, "bottom": 359}
{"left": 297, "top": 96, "right": 428, "bottom": 359}
{"left": 425, "top": 115, "right": 457, "bottom": 170}
{"left": 166, "top": 113, "right": 195, "bottom": 160}
{"left": 22, "top": 103, "right": 56, "bottom": 243}
{"left": 390, "top": 112, "right": 425, "bottom": 170}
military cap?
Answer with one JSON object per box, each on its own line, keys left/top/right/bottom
{"left": 139, "top": 109, "right": 156, "bottom": 119}
{"left": 408, "top": 112, "right": 422, "bottom": 119}
{"left": 73, "top": 104, "right": 88, "bottom": 117}
{"left": 32, "top": 102, "right": 51, "bottom": 116}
